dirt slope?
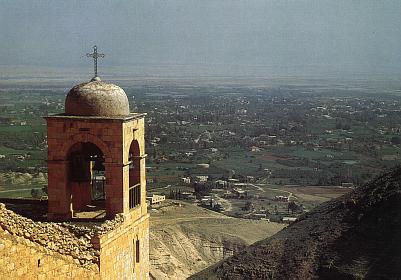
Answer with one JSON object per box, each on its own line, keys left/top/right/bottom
{"left": 190, "top": 167, "right": 401, "bottom": 280}
{"left": 149, "top": 201, "right": 285, "bottom": 279}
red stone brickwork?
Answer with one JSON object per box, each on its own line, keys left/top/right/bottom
{"left": 45, "top": 113, "right": 149, "bottom": 279}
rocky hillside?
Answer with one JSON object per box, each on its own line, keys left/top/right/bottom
{"left": 191, "top": 167, "right": 401, "bottom": 280}
{"left": 149, "top": 201, "right": 285, "bottom": 279}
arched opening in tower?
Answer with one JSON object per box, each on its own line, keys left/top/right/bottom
{"left": 128, "top": 140, "right": 141, "bottom": 210}
{"left": 67, "top": 142, "right": 106, "bottom": 219}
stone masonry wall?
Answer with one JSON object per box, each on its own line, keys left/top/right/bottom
{"left": 95, "top": 214, "right": 150, "bottom": 280}
{"left": 0, "top": 202, "right": 149, "bottom": 280}
{"left": 0, "top": 226, "right": 99, "bottom": 279}
{"left": 0, "top": 203, "right": 98, "bottom": 266}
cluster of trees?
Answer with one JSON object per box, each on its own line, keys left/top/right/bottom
{"left": 287, "top": 201, "right": 302, "bottom": 214}
{"left": 193, "top": 182, "right": 213, "bottom": 197}
{"left": 30, "top": 186, "right": 47, "bottom": 199}
{"left": 168, "top": 189, "right": 182, "bottom": 200}
{"left": 391, "top": 136, "right": 401, "bottom": 145}
{"left": 335, "top": 120, "right": 351, "bottom": 130}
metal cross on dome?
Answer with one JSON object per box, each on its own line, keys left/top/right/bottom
{"left": 86, "top": 45, "right": 105, "bottom": 78}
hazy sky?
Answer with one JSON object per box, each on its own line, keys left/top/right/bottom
{"left": 1, "top": 0, "right": 401, "bottom": 78}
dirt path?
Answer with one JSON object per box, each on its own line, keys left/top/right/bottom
{"left": 214, "top": 194, "right": 233, "bottom": 212}
{"left": 151, "top": 215, "right": 231, "bottom": 226}
{"left": 0, "top": 187, "right": 39, "bottom": 193}
{"left": 248, "top": 183, "right": 265, "bottom": 193}
{"left": 249, "top": 183, "right": 294, "bottom": 199}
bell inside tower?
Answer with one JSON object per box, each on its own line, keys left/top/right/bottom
{"left": 91, "top": 155, "right": 105, "bottom": 200}
{"left": 67, "top": 142, "right": 107, "bottom": 219}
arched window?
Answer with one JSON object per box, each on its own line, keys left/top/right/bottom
{"left": 136, "top": 239, "right": 140, "bottom": 263}
{"left": 67, "top": 142, "right": 106, "bottom": 218}
{"left": 128, "top": 140, "right": 141, "bottom": 209}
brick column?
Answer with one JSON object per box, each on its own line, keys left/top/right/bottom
{"left": 47, "top": 160, "right": 72, "bottom": 220}
{"left": 104, "top": 163, "right": 125, "bottom": 218}
{"left": 140, "top": 157, "right": 147, "bottom": 213}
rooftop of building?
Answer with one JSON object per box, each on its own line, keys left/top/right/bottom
{"left": 64, "top": 77, "right": 131, "bottom": 117}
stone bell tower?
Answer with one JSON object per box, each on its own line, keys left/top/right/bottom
{"left": 45, "top": 73, "right": 149, "bottom": 278}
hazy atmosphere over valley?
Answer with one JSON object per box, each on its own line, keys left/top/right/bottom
{"left": 1, "top": 0, "right": 401, "bottom": 79}
{"left": 1, "top": 1, "right": 401, "bottom": 280}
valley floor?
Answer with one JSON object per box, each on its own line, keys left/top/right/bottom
{"left": 149, "top": 200, "right": 285, "bottom": 279}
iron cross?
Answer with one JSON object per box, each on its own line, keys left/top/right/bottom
{"left": 86, "top": 45, "right": 105, "bottom": 77}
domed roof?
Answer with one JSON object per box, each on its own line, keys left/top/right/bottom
{"left": 65, "top": 78, "right": 130, "bottom": 117}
